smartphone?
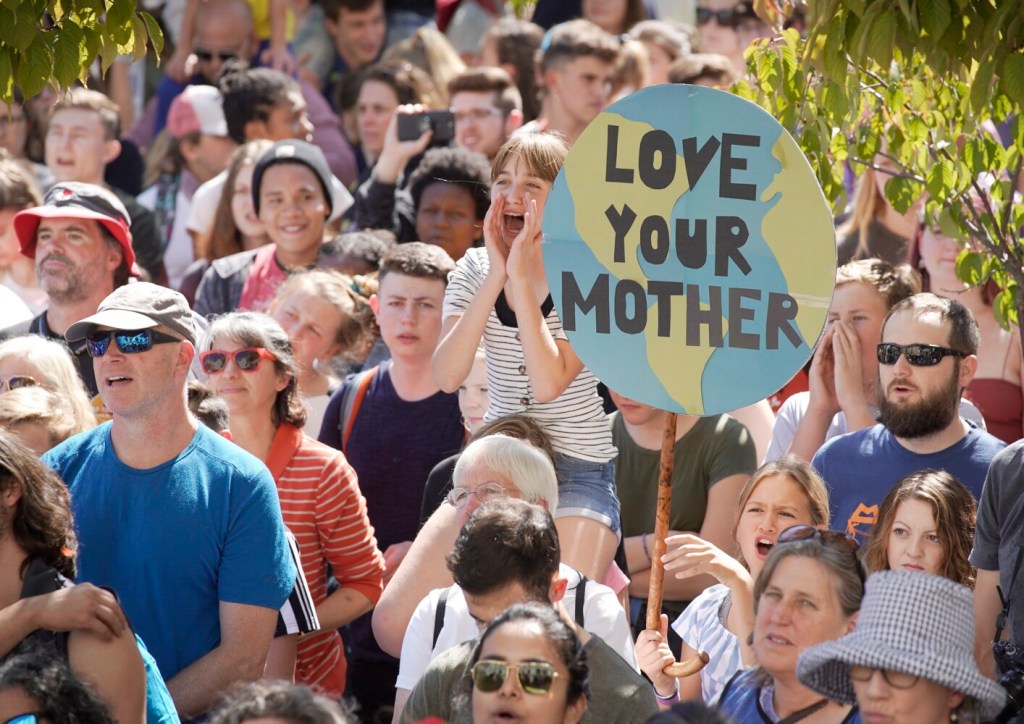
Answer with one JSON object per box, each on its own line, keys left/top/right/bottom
{"left": 397, "top": 110, "right": 456, "bottom": 145}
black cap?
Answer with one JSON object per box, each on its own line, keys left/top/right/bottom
{"left": 251, "top": 139, "right": 334, "bottom": 216}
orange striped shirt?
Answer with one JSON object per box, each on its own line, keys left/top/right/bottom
{"left": 265, "top": 423, "right": 385, "bottom": 697}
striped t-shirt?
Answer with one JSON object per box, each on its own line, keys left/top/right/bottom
{"left": 265, "top": 423, "right": 385, "bottom": 698}
{"left": 443, "top": 248, "right": 616, "bottom": 462}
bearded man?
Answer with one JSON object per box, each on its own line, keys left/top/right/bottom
{"left": 811, "top": 293, "right": 1004, "bottom": 543}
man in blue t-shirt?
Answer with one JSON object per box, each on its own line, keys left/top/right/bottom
{"left": 42, "top": 282, "right": 295, "bottom": 721}
{"left": 813, "top": 293, "right": 1005, "bottom": 544}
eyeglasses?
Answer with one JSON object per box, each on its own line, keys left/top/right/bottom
{"left": 446, "top": 482, "right": 510, "bottom": 508}
{"left": 452, "top": 107, "right": 503, "bottom": 124}
{"left": 776, "top": 525, "right": 865, "bottom": 583}
{"left": 86, "top": 329, "right": 183, "bottom": 357}
{"left": 695, "top": 3, "right": 756, "bottom": 26}
{"left": 876, "top": 343, "right": 967, "bottom": 367}
{"left": 200, "top": 348, "right": 277, "bottom": 375}
{"left": 849, "top": 666, "right": 921, "bottom": 689}
{"left": 471, "top": 660, "right": 559, "bottom": 695}
{"left": 194, "top": 48, "right": 239, "bottom": 62}
{"left": 0, "top": 375, "right": 38, "bottom": 392}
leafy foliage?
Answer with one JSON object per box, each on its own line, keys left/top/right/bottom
{"left": 0, "top": 0, "right": 163, "bottom": 104}
{"left": 740, "top": 0, "right": 1024, "bottom": 335}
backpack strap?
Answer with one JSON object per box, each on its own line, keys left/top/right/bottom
{"left": 340, "top": 366, "right": 378, "bottom": 454}
{"left": 574, "top": 576, "right": 587, "bottom": 628}
{"left": 432, "top": 588, "right": 450, "bottom": 649}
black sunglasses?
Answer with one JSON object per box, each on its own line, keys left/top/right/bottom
{"left": 86, "top": 329, "right": 182, "bottom": 357}
{"left": 876, "top": 342, "right": 967, "bottom": 367}
{"left": 194, "top": 48, "right": 239, "bottom": 62}
{"left": 849, "top": 666, "right": 920, "bottom": 689}
{"left": 776, "top": 525, "right": 866, "bottom": 583}
{"left": 471, "top": 660, "right": 559, "bottom": 695}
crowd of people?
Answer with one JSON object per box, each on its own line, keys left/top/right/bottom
{"left": 0, "top": 1, "right": 1022, "bottom": 723}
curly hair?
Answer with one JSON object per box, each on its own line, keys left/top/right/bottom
{"left": 459, "top": 602, "right": 589, "bottom": 711}
{"left": 0, "top": 644, "right": 114, "bottom": 724}
{"left": 206, "top": 312, "right": 307, "bottom": 429}
{"left": 408, "top": 146, "right": 492, "bottom": 223}
{"left": 208, "top": 680, "right": 353, "bottom": 724}
{"left": 219, "top": 65, "right": 299, "bottom": 145}
{"left": 0, "top": 430, "right": 77, "bottom": 577}
{"left": 865, "top": 469, "right": 977, "bottom": 588}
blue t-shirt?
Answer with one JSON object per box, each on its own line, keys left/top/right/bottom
{"left": 44, "top": 423, "right": 296, "bottom": 681}
{"left": 812, "top": 423, "right": 1005, "bottom": 543}
{"left": 719, "top": 669, "right": 862, "bottom": 723}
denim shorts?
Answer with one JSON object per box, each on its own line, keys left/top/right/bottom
{"left": 552, "top": 453, "right": 621, "bottom": 537}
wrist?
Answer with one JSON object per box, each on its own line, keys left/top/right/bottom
{"left": 654, "top": 681, "right": 680, "bottom": 703}
{"left": 641, "top": 532, "right": 652, "bottom": 564}
{"left": 373, "top": 157, "right": 402, "bottom": 185}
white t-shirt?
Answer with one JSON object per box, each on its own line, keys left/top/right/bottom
{"left": 137, "top": 183, "right": 194, "bottom": 290}
{"left": 394, "top": 563, "right": 638, "bottom": 692}
{"left": 765, "top": 390, "right": 987, "bottom": 462}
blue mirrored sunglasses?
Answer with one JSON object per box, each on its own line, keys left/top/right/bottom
{"left": 85, "top": 329, "right": 182, "bottom": 357}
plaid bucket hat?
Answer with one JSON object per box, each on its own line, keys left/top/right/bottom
{"left": 797, "top": 570, "right": 1006, "bottom": 719}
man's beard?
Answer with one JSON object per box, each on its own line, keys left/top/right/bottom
{"left": 877, "top": 367, "right": 961, "bottom": 439}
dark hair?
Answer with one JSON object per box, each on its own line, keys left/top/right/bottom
{"left": 667, "top": 53, "right": 738, "bottom": 86}
{"left": 882, "top": 292, "right": 980, "bottom": 356}
{"left": 320, "top": 0, "right": 380, "bottom": 22}
{"left": 628, "top": 19, "right": 693, "bottom": 63}
{"left": 378, "top": 241, "right": 455, "bottom": 285}
{"left": 470, "top": 414, "right": 557, "bottom": 470}
{"left": 835, "top": 258, "right": 921, "bottom": 311}
{"left": 865, "top": 469, "right": 977, "bottom": 588}
{"left": 0, "top": 644, "right": 114, "bottom": 723}
{"left": 461, "top": 602, "right": 588, "bottom": 709}
{"left": 208, "top": 680, "right": 354, "bottom": 723}
{"left": 481, "top": 18, "right": 545, "bottom": 121}
{"left": 319, "top": 230, "right": 395, "bottom": 271}
{"left": 52, "top": 88, "right": 121, "bottom": 139}
{"left": 447, "top": 498, "right": 560, "bottom": 600}
{"left": 538, "top": 19, "right": 620, "bottom": 74}
{"left": 98, "top": 224, "right": 131, "bottom": 289}
{"left": 0, "top": 430, "right": 77, "bottom": 578}
{"left": 408, "top": 147, "right": 491, "bottom": 223}
{"left": 220, "top": 66, "right": 299, "bottom": 144}
{"left": 359, "top": 61, "right": 441, "bottom": 110}
{"left": 754, "top": 538, "right": 865, "bottom": 620}
{"left": 448, "top": 67, "right": 523, "bottom": 115}
{"left": 187, "top": 380, "right": 231, "bottom": 433}
{"left": 205, "top": 312, "right": 308, "bottom": 429}
{"left": 585, "top": 0, "right": 648, "bottom": 33}
{"left": 0, "top": 154, "right": 42, "bottom": 212}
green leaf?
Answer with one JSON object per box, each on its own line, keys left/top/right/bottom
{"left": 885, "top": 175, "right": 920, "bottom": 214}
{"left": 0, "top": 49, "right": 13, "bottom": 104}
{"left": 11, "top": 7, "right": 37, "bottom": 51}
{"left": 130, "top": 14, "right": 148, "bottom": 62}
{"left": 971, "top": 60, "right": 996, "bottom": 114}
{"left": 79, "top": 25, "right": 100, "bottom": 81}
{"left": 0, "top": 7, "right": 15, "bottom": 45}
{"left": 867, "top": 11, "right": 897, "bottom": 68}
{"left": 926, "top": 159, "right": 955, "bottom": 198}
{"left": 105, "top": 0, "right": 135, "bottom": 47}
{"left": 2, "top": 0, "right": 20, "bottom": 9}
{"left": 956, "top": 250, "right": 988, "bottom": 286}
{"left": 140, "top": 11, "right": 163, "bottom": 57}
{"left": 994, "top": 287, "right": 1017, "bottom": 330}
{"left": 1001, "top": 52, "right": 1024, "bottom": 108}
{"left": 920, "top": 0, "right": 952, "bottom": 41}
{"left": 52, "top": 20, "right": 84, "bottom": 89}
{"left": 17, "top": 37, "right": 52, "bottom": 98}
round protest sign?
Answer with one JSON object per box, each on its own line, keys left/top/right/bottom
{"left": 542, "top": 84, "right": 836, "bottom": 415}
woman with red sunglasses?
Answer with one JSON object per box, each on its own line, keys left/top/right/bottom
{"left": 203, "top": 311, "right": 385, "bottom": 699}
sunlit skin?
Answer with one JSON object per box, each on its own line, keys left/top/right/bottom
{"left": 852, "top": 668, "right": 963, "bottom": 724}
{"left": 734, "top": 475, "right": 817, "bottom": 574}
{"left": 546, "top": 56, "right": 615, "bottom": 131}
{"left": 825, "top": 281, "right": 891, "bottom": 399}
{"left": 260, "top": 90, "right": 314, "bottom": 143}
{"left": 641, "top": 42, "right": 674, "bottom": 85}
{"left": 370, "top": 273, "right": 446, "bottom": 363}
{"left": 753, "top": 556, "right": 856, "bottom": 680}
{"left": 257, "top": 163, "right": 329, "bottom": 268}
{"left": 271, "top": 289, "right": 344, "bottom": 374}
{"left": 470, "top": 619, "right": 586, "bottom": 724}
{"left": 356, "top": 80, "right": 400, "bottom": 161}
{"left": 93, "top": 326, "right": 186, "bottom": 421}
{"left": 326, "top": 0, "right": 385, "bottom": 70}
{"left": 884, "top": 498, "right": 944, "bottom": 575}
{"left": 231, "top": 162, "right": 269, "bottom": 242}
{"left": 205, "top": 336, "right": 288, "bottom": 422}
{"left": 45, "top": 108, "right": 119, "bottom": 184}
{"left": 0, "top": 686, "right": 49, "bottom": 723}
{"left": 33, "top": 219, "right": 121, "bottom": 303}
{"left": 490, "top": 157, "right": 552, "bottom": 251}
{"left": 582, "top": 0, "right": 629, "bottom": 34}
{"left": 458, "top": 352, "right": 489, "bottom": 434}
{"left": 452, "top": 462, "right": 520, "bottom": 527}
{"left": 192, "top": 9, "right": 254, "bottom": 84}
{"left": 452, "top": 91, "right": 514, "bottom": 159}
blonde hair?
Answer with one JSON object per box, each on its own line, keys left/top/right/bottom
{"left": 836, "top": 164, "right": 885, "bottom": 261}
{"left": 491, "top": 132, "right": 569, "bottom": 185}
{"left": 0, "top": 336, "right": 96, "bottom": 434}
{"left": 382, "top": 27, "right": 466, "bottom": 106}
{"left": 0, "top": 386, "right": 79, "bottom": 450}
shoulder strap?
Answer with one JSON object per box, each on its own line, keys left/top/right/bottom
{"left": 994, "top": 545, "right": 1024, "bottom": 642}
{"left": 340, "top": 366, "right": 378, "bottom": 454}
{"left": 574, "top": 576, "right": 587, "bottom": 627}
{"left": 432, "top": 588, "right": 450, "bottom": 649}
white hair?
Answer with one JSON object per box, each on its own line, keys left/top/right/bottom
{"left": 453, "top": 433, "right": 558, "bottom": 508}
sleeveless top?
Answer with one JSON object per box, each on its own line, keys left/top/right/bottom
{"left": 966, "top": 378, "right": 1023, "bottom": 443}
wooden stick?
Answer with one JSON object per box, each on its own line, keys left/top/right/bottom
{"left": 645, "top": 409, "right": 710, "bottom": 679}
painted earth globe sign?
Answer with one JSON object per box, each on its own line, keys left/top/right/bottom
{"left": 542, "top": 84, "right": 837, "bottom": 415}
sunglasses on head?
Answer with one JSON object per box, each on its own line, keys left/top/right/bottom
{"left": 471, "top": 659, "right": 559, "bottom": 695}
{"left": 194, "top": 48, "right": 239, "bottom": 62}
{"left": 876, "top": 342, "right": 967, "bottom": 367}
{"left": 86, "top": 329, "right": 182, "bottom": 357}
{"left": 200, "top": 348, "right": 277, "bottom": 375}
{"left": 0, "top": 375, "right": 38, "bottom": 392}
{"left": 776, "top": 525, "right": 865, "bottom": 582}
{"left": 848, "top": 666, "right": 920, "bottom": 689}
{"left": 446, "top": 481, "right": 510, "bottom": 509}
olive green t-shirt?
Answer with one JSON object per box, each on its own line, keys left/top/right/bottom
{"left": 611, "top": 413, "right": 757, "bottom": 537}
